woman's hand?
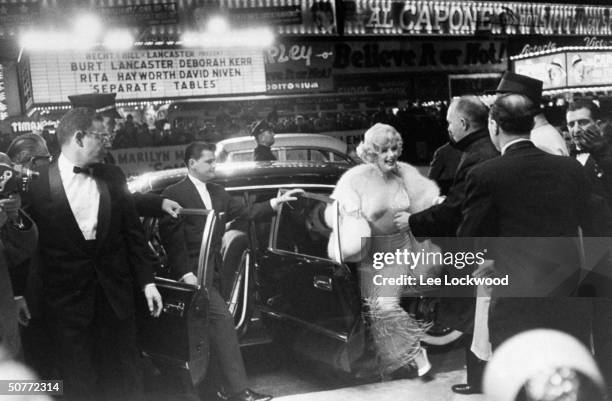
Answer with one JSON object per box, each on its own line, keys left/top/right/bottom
{"left": 393, "top": 211, "right": 411, "bottom": 233}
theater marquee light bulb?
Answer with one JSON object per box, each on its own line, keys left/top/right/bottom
{"left": 207, "top": 16, "right": 229, "bottom": 34}
{"left": 103, "top": 30, "right": 134, "bottom": 50}
{"left": 74, "top": 14, "right": 102, "bottom": 39}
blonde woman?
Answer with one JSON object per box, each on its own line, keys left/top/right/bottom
{"left": 328, "top": 123, "right": 440, "bottom": 379}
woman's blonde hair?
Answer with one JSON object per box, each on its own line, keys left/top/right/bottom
{"left": 356, "top": 123, "right": 403, "bottom": 164}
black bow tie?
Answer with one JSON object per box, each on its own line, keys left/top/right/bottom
{"left": 73, "top": 166, "right": 92, "bottom": 175}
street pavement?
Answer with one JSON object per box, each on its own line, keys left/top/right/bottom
{"left": 147, "top": 341, "right": 482, "bottom": 401}
{"left": 242, "top": 343, "right": 485, "bottom": 401}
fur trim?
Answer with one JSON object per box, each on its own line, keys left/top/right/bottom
{"left": 397, "top": 162, "right": 440, "bottom": 213}
{"left": 332, "top": 162, "right": 439, "bottom": 214}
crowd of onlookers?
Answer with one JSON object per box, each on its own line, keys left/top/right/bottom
{"left": 0, "top": 102, "right": 596, "bottom": 163}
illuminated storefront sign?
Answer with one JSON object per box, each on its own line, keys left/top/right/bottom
{"left": 264, "top": 42, "right": 334, "bottom": 94}
{"left": 264, "top": 39, "right": 507, "bottom": 94}
{"left": 513, "top": 48, "right": 612, "bottom": 90}
{"left": 0, "top": 64, "right": 7, "bottom": 121}
{"left": 331, "top": 40, "right": 507, "bottom": 73}
{"left": 344, "top": 1, "right": 612, "bottom": 36}
{"left": 10, "top": 119, "right": 58, "bottom": 133}
{"left": 96, "top": 1, "right": 179, "bottom": 26}
{"left": 24, "top": 48, "right": 266, "bottom": 104}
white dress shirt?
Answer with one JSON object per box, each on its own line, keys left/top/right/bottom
{"left": 501, "top": 138, "right": 532, "bottom": 155}
{"left": 187, "top": 174, "right": 212, "bottom": 209}
{"left": 58, "top": 153, "right": 100, "bottom": 240}
{"left": 576, "top": 153, "right": 590, "bottom": 166}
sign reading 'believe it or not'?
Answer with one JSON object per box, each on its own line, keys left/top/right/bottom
{"left": 26, "top": 48, "right": 266, "bottom": 104}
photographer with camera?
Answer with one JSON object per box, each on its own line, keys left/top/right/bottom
{"left": 0, "top": 152, "right": 38, "bottom": 359}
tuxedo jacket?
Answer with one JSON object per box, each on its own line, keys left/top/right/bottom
{"left": 23, "top": 161, "right": 154, "bottom": 327}
{"left": 159, "top": 177, "right": 274, "bottom": 280}
{"left": 582, "top": 150, "right": 612, "bottom": 209}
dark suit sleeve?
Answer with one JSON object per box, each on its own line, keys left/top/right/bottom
{"left": 159, "top": 188, "right": 194, "bottom": 280}
{"left": 457, "top": 168, "right": 497, "bottom": 238}
{"left": 112, "top": 168, "right": 155, "bottom": 287}
{"left": 132, "top": 192, "right": 164, "bottom": 217}
{"left": 224, "top": 189, "right": 274, "bottom": 222}
{"left": 410, "top": 153, "right": 474, "bottom": 238}
{"left": 2, "top": 211, "right": 37, "bottom": 296}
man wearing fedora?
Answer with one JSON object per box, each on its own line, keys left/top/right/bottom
{"left": 492, "top": 72, "right": 568, "bottom": 157}
{"left": 68, "top": 93, "right": 182, "bottom": 218}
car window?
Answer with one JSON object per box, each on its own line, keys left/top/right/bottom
{"left": 240, "top": 189, "right": 280, "bottom": 251}
{"left": 284, "top": 148, "right": 332, "bottom": 162}
{"left": 274, "top": 195, "right": 332, "bottom": 260}
{"left": 330, "top": 151, "right": 352, "bottom": 164}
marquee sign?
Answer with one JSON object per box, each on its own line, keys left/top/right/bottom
{"left": 344, "top": 1, "right": 612, "bottom": 36}
{"left": 513, "top": 49, "right": 612, "bottom": 90}
{"left": 24, "top": 48, "right": 266, "bottom": 105}
{"left": 0, "top": 64, "right": 7, "bottom": 121}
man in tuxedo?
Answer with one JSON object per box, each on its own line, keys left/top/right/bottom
{"left": 404, "top": 95, "right": 498, "bottom": 394}
{"left": 566, "top": 98, "right": 612, "bottom": 395}
{"left": 566, "top": 99, "right": 612, "bottom": 207}
{"left": 68, "top": 93, "right": 182, "bottom": 218}
{"left": 22, "top": 108, "right": 163, "bottom": 401}
{"left": 251, "top": 120, "right": 276, "bottom": 161}
{"left": 160, "top": 142, "right": 301, "bottom": 401}
{"left": 458, "top": 93, "right": 612, "bottom": 350}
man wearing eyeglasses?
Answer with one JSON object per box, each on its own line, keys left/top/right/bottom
{"left": 21, "top": 107, "right": 163, "bottom": 401}
{"left": 68, "top": 93, "right": 182, "bottom": 219}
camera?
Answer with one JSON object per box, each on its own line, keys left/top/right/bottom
{"left": 0, "top": 162, "right": 39, "bottom": 197}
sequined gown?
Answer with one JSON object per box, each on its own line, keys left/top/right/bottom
{"left": 331, "top": 163, "right": 437, "bottom": 376}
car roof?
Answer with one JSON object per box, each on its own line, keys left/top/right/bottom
{"left": 217, "top": 133, "right": 348, "bottom": 154}
{"left": 128, "top": 161, "right": 348, "bottom": 194}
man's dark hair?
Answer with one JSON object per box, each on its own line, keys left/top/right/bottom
{"left": 568, "top": 98, "right": 600, "bottom": 121}
{"left": 452, "top": 95, "right": 489, "bottom": 128}
{"left": 56, "top": 107, "right": 103, "bottom": 145}
{"left": 490, "top": 93, "right": 537, "bottom": 135}
{"left": 7, "top": 134, "right": 50, "bottom": 164}
{"left": 251, "top": 120, "right": 273, "bottom": 139}
{"left": 184, "top": 141, "right": 216, "bottom": 165}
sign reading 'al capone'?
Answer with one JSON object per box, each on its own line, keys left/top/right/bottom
{"left": 25, "top": 48, "right": 266, "bottom": 104}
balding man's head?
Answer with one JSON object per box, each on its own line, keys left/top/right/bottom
{"left": 489, "top": 94, "right": 537, "bottom": 135}
{"left": 488, "top": 94, "right": 537, "bottom": 151}
{"left": 446, "top": 95, "right": 489, "bottom": 143}
{"left": 7, "top": 134, "right": 51, "bottom": 168}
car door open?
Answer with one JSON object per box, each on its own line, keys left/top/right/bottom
{"left": 138, "top": 209, "right": 217, "bottom": 387}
